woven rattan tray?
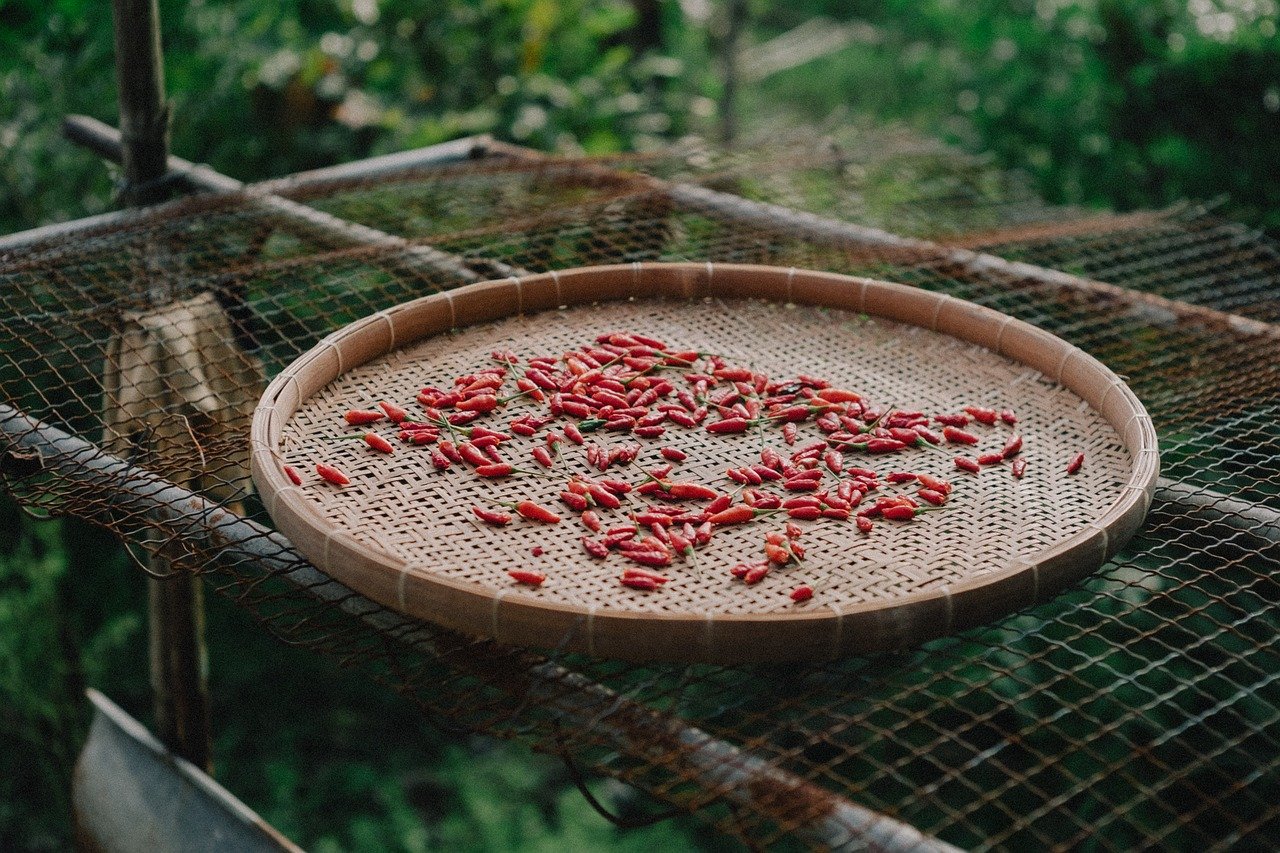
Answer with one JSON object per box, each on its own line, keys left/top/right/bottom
{"left": 251, "top": 263, "right": 1158, "bottom": 663}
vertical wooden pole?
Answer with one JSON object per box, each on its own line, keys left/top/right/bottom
{"left": 110, "top": 0, "right": 171, "bottom": 204}
{"left": 720, "top": 0, "right": 748, "bottom": 145}
{"left": 110, "top": 0, "right": 213, "bottom": 771}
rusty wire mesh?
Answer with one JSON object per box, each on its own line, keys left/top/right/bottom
{"left": 2, "top": 127, "right": 1279, "bottom": 849}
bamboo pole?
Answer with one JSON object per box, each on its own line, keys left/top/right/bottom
{"left": 109, "top": 0, "right": 212, "bottom": 772}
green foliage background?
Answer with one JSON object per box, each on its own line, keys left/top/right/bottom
{"left": 1, "top": 0, "right": 1277, "bottom": 849}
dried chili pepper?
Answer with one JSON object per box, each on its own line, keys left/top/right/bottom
{"left": 363, "top": 432, "right": 395, "bottom": 454}
{"left": 943, "top": 426, "right": 980, "bottom": 445}
{"left": 581, "top": 537, "right": 609, "bottom": 559}
{"left": 472, "top": 505, "right": 512, "bottom": 525}
{"left": 1012, "top": 459, "right": 1027, "bottom": 479}
{"left": 514, "top": 500, "right": 561, "bottom": 523}
{"left": 282, "top": 464, "right": 303, "bottom": 486}
{"left": 619, "top": 575, "right": 660, "bottom": 591}
{"left": 316, "top": 463, "right": 350, "bottom": 486}
{"left": 508, "top": 569, "right": 546, "bottom": 586}
{"left": 1067, "top": 452, "right": 1085, "bottom": 474}
{"left": 954, "top": 456, "right": 981, "bottom": 474}
{"left": 789, "top": 585, "right": 814, "bottom": 602}
{"left": 343, "top": 409, "right": 384, "bottom": 425}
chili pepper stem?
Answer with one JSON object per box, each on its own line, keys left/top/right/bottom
{"left": 859, "top": 405, "right": 895, "bottom": 434}
{"left": 497, "top": 387, "right": 538, "bottom": 404}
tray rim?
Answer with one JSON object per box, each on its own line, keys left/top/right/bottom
{"left": 250, "top": 262, "right": 1160, "bottom": 663}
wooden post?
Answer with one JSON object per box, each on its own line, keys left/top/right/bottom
{"left": 109, "top": 0, "right": 212, "bottom": 771}
{"left": 110, "top": 0, "right": 171, "bottom": 205}
{"left": 719, "top": 0, "right": 748, "bottom": 145}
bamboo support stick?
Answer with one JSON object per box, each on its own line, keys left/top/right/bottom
{"left": 109, "top": 0, "right": 212, "bottom": 772}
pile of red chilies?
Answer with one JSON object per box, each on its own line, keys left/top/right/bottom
{"left": 289, "top": 330, "right": 1084, "bottom": 602}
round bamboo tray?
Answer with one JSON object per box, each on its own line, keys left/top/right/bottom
{"left": 251, "top": 263, "right": 1159, "bottom": 664}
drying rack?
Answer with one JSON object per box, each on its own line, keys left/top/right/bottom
{"left": 3, "top": 111, "right": 1279, "bottom": 849}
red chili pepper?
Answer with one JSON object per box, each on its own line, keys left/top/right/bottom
{"left": 782, "top": 423, "right": 798, "bottom": 445}
{"left": 456, "top": 394, "right": 499, "bottom": 413}
{"left": 1000, "top": 409, "right": 1018, "bottom": 426}
{"left": 943, "top": 426, "right": 980, "bottom": 445}
{"left": 472, "top": 505, "right": 512, "bottom": 525}
{"left": 633, "top": 512, "right": 676, "bottom": 527}
{"left": 707, "top": 417, "right": 751, "bottom": 434}
{"left": 863, "top": 438, "right": 907, "bottom": 453}
{"left": 659, "top": 447, "right": 687, "bottom": 462}
{"left": 1002, "top": 434, "right": 1023, "bottom": 458}
{"left": 918, "top": 488, "right": 947, "bottom": 506}
{"left": 363, "top": 432, "right": 395, "bottom": 454}
{"left": 563, "top": 423, "right": 585, "bottom": 445}
{"left": 705, "top": 493, "right": 733, "bottom": 515}
{"left": 1012, "top": 459, "right": 1027, "bottom": 478}
{"left": 816, "top": 388, "right": 861, "bottom": 403}
{"left": 559, "top": 491, "right": 589, "bottom": 511}
{"left": 787, "top": 506, "right": 822, "bottom": 520}
{"left": 581, "top": 537, "right": 609, "bottom": 559}
{"left": 447, "top": 411, "right": 481, "bottom": 426}
{"left": 475, "top": 463, "right": 514, "bottom": 478}
{"left": 707, "top": 505, "right": 761, "bottom": 525}
{"left": 343, "top": 409, "right": 384, "bottom": 425}
{"left": 515, "top": 500, "right": 561, "bottom": 523}
{"left": 622, "top": 566, "right": 672, "bottom": 585}
{"left": 624, "top": 549, "right": 672, "bottom": 568}
{"left": 743, "top": 564, "right": 771, "bottom": 585}
{"left": 430, "top": 450, "right": 451, "bottom": 470}
{"left": 978, "top": 452, "right": 1005, "bottom": 466}
{"left": 886, "top": 472, "right": 917, "bottom": 484}
{"left": 963, "top": 406, "right": 999, "bottom": 425}
{"left": 377, "top": 401, "right": 409, "bottom": 423}
{"left": 316, "top": 463, "right": 350, "bottom": 486}
{"left": 764, "top": 542, "right": 791, "bottom": 565}
{"left": 508, "top": 569, "right": 546, "bottom": 586}
{"left": 934, "top": 413, "right": 970, "bottom": 428}
{"left": 914, "top": 426, "right": 944, "bottom": 445}
{"left": 954, "top": 456, "right": 981, "bottom": 474}
{"left": 515, "top": 377, "right": 546, "bottom": 403}
{"left": 918, "top": 473, "right": 951, "bottom": 494}
{"left": 856, "top": 516, "right": 874, "bottom": 533}
{"left": 581, "top": 510, "right": 603, "bottom": 532}
{"left": 783, "top": 477, "right": 820, "bottom": 492}
{"left": 600, "top": 479, "right": 633, "bottom": 494}
{"left": 790, "top": 585, "right": 814, "bottom": 602}
{"left": 458, "top": 442, "right": 491, "bottom": 467}
{"left": 882, "top": 504, "right": 917, "bottom": 521}
{"left": 668, "top": 483, "right": 719, "bottom": 501}
{"left": 1067, "top": 452, "right": 1085, "bottom": 474}
{"left": 620, "top": 575, "right": 660, "bottom": 591}
{"left": 282, "top": 464, "right": 303, "bottom": 485}
{"left": 586, "top": 484, "right": 622, "bottom": 509}
{"left": 531, "top": 446, "right": 555, "bottom": 468}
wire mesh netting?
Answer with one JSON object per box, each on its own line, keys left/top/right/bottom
{"left": 2, "top": 126, "right": 1279, "bottom": 849}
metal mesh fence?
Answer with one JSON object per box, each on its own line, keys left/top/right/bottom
{"left": 2, "top": 129, "right": 1279, "bottom": 850}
